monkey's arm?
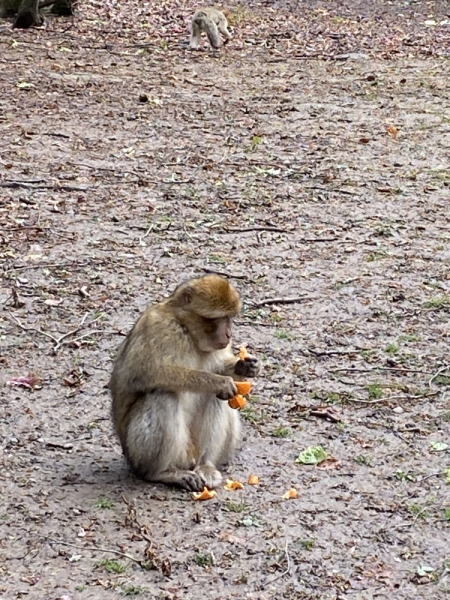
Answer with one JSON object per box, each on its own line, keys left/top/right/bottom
{"left": 131, "top": 364, "right": 237, "bottom": 400}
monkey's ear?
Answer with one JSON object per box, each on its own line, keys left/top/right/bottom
{"left": 181, "top": 287, "right": 194, "bottom": 306}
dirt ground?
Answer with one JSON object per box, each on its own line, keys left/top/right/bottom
{"left": 1, "top": 0, "right": 450, "bottom": 598}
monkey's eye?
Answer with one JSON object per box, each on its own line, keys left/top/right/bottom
{"left": 202, "top": 317, "right": 217, "bottom": 325}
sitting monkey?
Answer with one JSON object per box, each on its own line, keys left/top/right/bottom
{"left": 189, "top": 7, "right": 232, "bottom": 50}
{"left": 109, "top": 275, "right": 260, "bottom": 491}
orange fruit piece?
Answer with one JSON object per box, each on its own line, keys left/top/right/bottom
{"left": 224, "top": 479, "right": 244, "bottom": 491}
{"left": 192, "top": 487, "right": 217, "bottom": 501}
{"left": 228, "top": 394, "right": 247, "bottom": 410}
{"left": 282, "top": 488, "right": 298, "bottom": 500}
{"left": 239, "top": 346, "right": 250, "bottom": 360}
{"left": 248, "top": 475, "right": 259, "bottom": 485}
{"left": 235, "top": 381, "right": 252, "bottom": 395}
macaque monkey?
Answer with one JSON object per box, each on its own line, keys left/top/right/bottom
{"left": 189, "top": 7, "right": 232, "bottom": 50}
{"left": 109, "top": 275, "right": 260, "bottom": 492}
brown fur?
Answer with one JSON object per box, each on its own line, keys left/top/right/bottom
{"left": 109, "top": 275, "right": 260, "bottom": 491}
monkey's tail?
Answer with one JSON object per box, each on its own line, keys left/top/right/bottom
{"left": 194, "top": 14, "right": 221, "bottom": 49}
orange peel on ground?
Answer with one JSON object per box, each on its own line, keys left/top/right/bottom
{"left": 248, "top": 475, "right": 260, "bottom": 485}
{"left": 192, "top": 487, "right": 217, "bottom": 501}
{"left": 224, "top": 479, "right": 244, "bottom": 491}
{"left": 239, "top": 346, "right": 250, "bottom": 360}
{"left": 282, "top": 488, "right": 298, "bottom": 500}
{"left": 228, "top": 381, "right": 252, "bottom": 410}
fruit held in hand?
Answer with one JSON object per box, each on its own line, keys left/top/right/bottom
{"left": 228, "top": 381, "right": 252, "bottom": 410}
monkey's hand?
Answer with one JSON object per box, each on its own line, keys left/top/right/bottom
{"left": 234, "top": 356, "right": 260, "bottom": 378}
{"left": 216, "top": 376, "right": 238, "bottom": 400}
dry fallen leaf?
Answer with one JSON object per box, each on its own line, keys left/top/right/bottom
{"left": 218, "top": 530, "right": 247, "bottom": 544}
{"left": 192, "top": 487, "right": 217, "bottom": 501}
{"left": 316, "top": 457, "right": 342, "bottom": 470}
{"left": 6, "top": 373, "right": 41, "bottom": 390}
{"left": 282, "top": 488, "right": 298, "bottom": 500}
{"left": 386, "top": 124, "right": 398, "bottom": 139}
{"left": 224, "top": 479, "right": 244, "bottom": 491}
{"left": 248, "top": 475, "right": 260, "bottom": 485}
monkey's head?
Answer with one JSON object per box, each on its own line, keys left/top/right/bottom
{"left": 171, "top": 275, "right": 241, "bottom": 352}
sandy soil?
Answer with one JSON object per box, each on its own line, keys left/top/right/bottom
{"left": 1, "top": 1, "right": 450, "bottom": 598}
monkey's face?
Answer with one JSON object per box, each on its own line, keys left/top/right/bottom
{"left": 191, "top": 315, "right": 233, "bottom": 352}
{"left": 172, "top": 275, "right": 240, "bottom": 352}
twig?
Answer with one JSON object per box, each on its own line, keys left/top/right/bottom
{"left": 9, "top": 314, "right": 58, "bottom": 344}
{"left": 420, "top": 471, "right": 445, "bottom": 482}
{"left": 348, "top": 391, "right": 439, "bottom": 405}
{"left": 305, "top": 185, "right": 362, "bottom": 196}
{"left": 200, "top": 267, "right": 247, "bottom": 280}
{"left": 309, "top": 348, "right": 366, "bottom": 356}
{"left": 267, "top": 541, "right": 291, "bottom": 585}
{"left": 392, "top": 506, "right": 430, "bottom": 531}
{"left": 53, "top": 316, "right": 103, "bottom": 351}
{"left": 8, "top": 313, "right": 104, "bottom": 352}
{"left": 44, "top": 537, "right": 142, "bottom": 566}
{"left": 429, "top": 364, "right": 450, "bottom": 388}
{"left": 329, "top": 367, "right": 434, "bottom": 375}
{"left": 0, "top": 181, "right": 89, "bottom": 192}
{"left": 309, "top": 409, "right": 341, "bottom": 423}
{"left": 249, "top": 296, "right": 310, "bottom": 308}
{"left": 298, "top": 237, "right": 339, "bottom": 243}
{"left": 63, "top": 329, "right": 104, "bottom": 347}
{"left": 138, "top": 224, "right": 154, "bottom": 243}
{"left": 6, "top": 259, "right": 107, "bottom": 271}
{"left": 220, "top": 226, "right": 289, "bottom": 234}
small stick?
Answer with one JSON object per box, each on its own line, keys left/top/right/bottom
{"left": 9, "top": 314, "right": 58, "bottom": 344}
{"left": 8, "top": 313, "right": 104, "bottom": 352}
{"left": 7, "top": 259, "right": 107, "bottom": 271}
{"left": 305, "top": 185, "right": 362, "bottom": 196}
{"left": 329, "top": 367, "right": 434, "bottom": 375}
{"left": 299, "top": 237, "right": 339, "bottom": 243}
{"left": 44, "top": 537, "right": 142, "bottom": 566}
{"left": 200, "top": 267, "right": 247, "bottom": 280}
{"left": 62, "top": 329, "right": 104, "bottom": 347}
{"left": 267, "top": 541, "right": 291, "bottom": 585}
{"left": 309, "top": 348, "right": 364, "bottom": 356}
{"left": 347, "top": 391, "right": 439, "bottom": 405}
{"left": 221, "top": 226, "right": 289, "bottom": 234}
{"left": 0, "top": 181, "right": 89, "bottom": 192}
{"left": 249, "top": 296, "right": 310, "bottom": 308}
{"left": 53, "top": 316, "right": 103, "bottom": 351}
{"left": 309, "top": 409, "right": 341, "bottom": 423}
{"left": 428, "top": 364, "right": 450, "bottom": 388}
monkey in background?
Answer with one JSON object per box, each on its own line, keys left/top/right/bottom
{"left": 189, "top": 7, "right": 232, "bottom": 50}
{"left": 109, "top": 275, "right": 260, "bottom": 492}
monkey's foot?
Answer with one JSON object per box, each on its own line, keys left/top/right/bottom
{"left": 156, "top": 469, "right": 205, "bottom": 492}
{"left": 195, "top": 464, "right": 223, "bottom": 489}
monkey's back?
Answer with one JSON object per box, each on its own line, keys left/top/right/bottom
{"left": 109, "top": 301, "right": 222, "bottom": 442}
